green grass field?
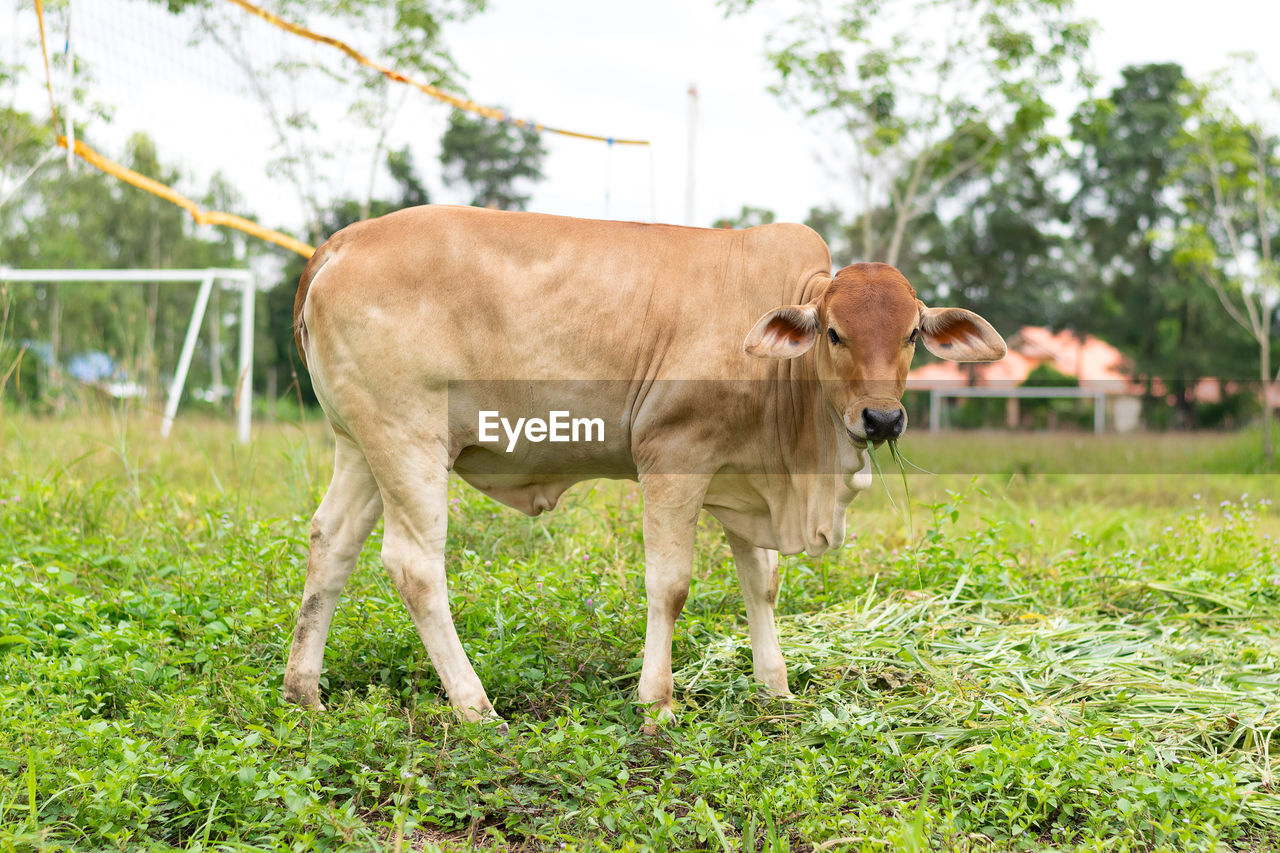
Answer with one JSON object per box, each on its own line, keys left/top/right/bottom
{"left": 2, "top": 411, "right": 1278, "bottom": 851}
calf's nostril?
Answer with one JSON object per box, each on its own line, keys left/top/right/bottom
{"left": 862, "top": 408, "right": 906, "bottom": 440}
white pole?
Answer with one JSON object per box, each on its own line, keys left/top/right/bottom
{"left": 162, "top": 274, "right": 214, "bottom": 438}
{"left": 685, "top": 84, "right": 698, "bottom": 226}
{"left": 929, "top": 389, "right": 941, "bottom": 432}
{"left": 603, "top": 139, "right": 613, "bottom": 219}
{"left": 236, "top": 277, "right": 255, "bottom": 444}
{"left": 648, "top": 145, "right": 658, "bottom": 223}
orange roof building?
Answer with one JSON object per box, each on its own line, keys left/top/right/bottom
{"left": 908, "top": 326, "right": 1133, "bottom": 392}
{"left": 907, "top": 326, "right": 1280, "bottom": 430}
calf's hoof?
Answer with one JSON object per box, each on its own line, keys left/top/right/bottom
{"left": 753, "top": 664, "right": 791, "bottom": 696}
{"left": 283, "top": 682, "right": 324, "bottom": 711}
{"left": 483, "top": 710, "right": 510, "bottom": 737}
{"left": 458, "top": 704, "right": 508, "bottom": 736}
{"left": 640, "top": 703, "right": 675, "bottom": 735}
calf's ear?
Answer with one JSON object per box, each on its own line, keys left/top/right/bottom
{"left": 918, "top": 306, "right": 1007, "bottom": 362}
{"left": 744, "top": 302, "right": 820, "bottom": 358}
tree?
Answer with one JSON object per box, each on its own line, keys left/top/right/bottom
{"left": 712, "top": 205, "right": 776, "bottom": 229}
{"left": 1069, "top": 63, "right": 1253, "bottom": 426}
{"left": 908, "top": 130, "right": 1070, "bottom": 336}
{"left": 1172, "top": 55, "right": 1280, "bottom": 458}
{"left": 439, "top": 109, "right": 547, "bottom": 210}
{"left": 1, "top": 44, "right": 58, "bottom": 225}
{"left": 0, "top": 106, "right": 52, "bottom": 209}
{"left": 801, "top": 205, "right": 846, "bottom": 254}
{"left": 725, "top": 0, "right": 1092, "bottom": 266}
{"left": 181, "top": 0, "right": 485, "bottom": 239}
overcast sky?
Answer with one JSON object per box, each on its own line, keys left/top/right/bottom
{"left": 443, "top": 0, "right": 1280, "bottom": 228}
{"left": 7, "top": 0, "right": 1280, "bottom": 244}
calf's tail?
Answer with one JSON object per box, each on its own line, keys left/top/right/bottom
{"left": 293, "top": 240, "right": 333, "bottom": 368}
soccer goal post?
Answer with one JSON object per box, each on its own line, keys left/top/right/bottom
{"left": 0, "top": 267, "right": 257, "bottom": 443}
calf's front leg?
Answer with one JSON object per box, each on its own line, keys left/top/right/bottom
{"left": 725, "top": 530, "right": 790, "bottom": 695}
{"left": 636, "top": 474, "right": 706, "bottom": 733}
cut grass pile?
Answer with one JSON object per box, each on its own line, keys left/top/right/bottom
{"left": 0, "top": 412, "right": 1278, "bottom": 851}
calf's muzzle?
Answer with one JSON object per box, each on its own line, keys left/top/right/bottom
{"left": 862, "top": 407, "right": 905, "bottom": 441}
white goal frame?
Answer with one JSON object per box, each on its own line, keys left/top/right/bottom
{"left": 0, "top": 268, "right": 256, "bottom": 443}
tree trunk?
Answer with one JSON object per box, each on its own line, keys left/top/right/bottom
{"left": 48, "top": 283, "right": 62, "bottom": 412}
{"left": 210, "top": 283, "right": 222, "bottom": 408}
{"left": 146, "top": 281, "right": 159, "bottom": 394}
{"left": 1176, "top": 382, "right": 1196, "bottom": 430}
{"left": 148, "top": 212, "right": 161, "bottom": 396}
{"left": 267, "top": 364, "right": 278, "bottom": 421}
{"left": 886, "top": 206, "right": 910, "bottom": 268}
{"left": 860, "top": 207, "right": 873, "bottom": 262}
{"left": 1263, "top": 331, "right": 1273, "bottom": 463}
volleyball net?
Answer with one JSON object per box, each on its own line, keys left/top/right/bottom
{"left": 26, "top": 0, "right": 653, "bottom": 259}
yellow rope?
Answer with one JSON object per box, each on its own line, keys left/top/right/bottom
{"left": 33, "top": 0, "right": 59, "bottom": 130}
{"left": 32, "top": 1, "right": 314, "bottom": 256}
{"left": 222, "top": 0, "right": 650, "bottom": 147}
{"left": 29, "top": 0, "right": 652, "bottom": 259}
{"left": 66, "top": 137, "right": 315, "bottom": 257}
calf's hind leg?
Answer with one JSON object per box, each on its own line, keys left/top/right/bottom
{"left": 369, "top": 442, "right": 496, "bottom": 722}
{"left": 284, "top": 435, "right": 384, "bottom": 709}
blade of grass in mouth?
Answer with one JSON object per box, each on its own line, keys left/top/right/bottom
{"left": 888, "top": 439, "right": 914, "bottom": 536}
{"left": 865, "top": 442, "right": 899, "bottom": 515}
{"left": 892, "top": 443, "right": 936, "bottom": 476}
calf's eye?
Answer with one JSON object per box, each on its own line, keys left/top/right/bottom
{"left": 908, "top": 329, "right": 919, "bottom": 345}
{"left": 827, "top": 328, "right": 841, "bottom": 346}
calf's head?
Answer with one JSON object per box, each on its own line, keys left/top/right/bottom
{"left": 744, "top": 262, "right": 1006, "bottom": 444}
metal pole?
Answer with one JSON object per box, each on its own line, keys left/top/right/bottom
{"left": 685, "top": 84, "right": 698, "bottom": 226}
{"left": 930, "top": 390, "right": 941, "bottom": 432}
{"left": 236, "top": 277, "right": 255, "bottom": 444}
{"left": 603, "top": 139, "right": 612, "bottom": 218}
{"left": 162, "top": 274, "right": 214, "bottom": 438}
{"left": 1094, "top": 392, "right": 1105, "bottom": 434}
{"left": 648, "top": 145, "right": 658, "bottom": 223}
